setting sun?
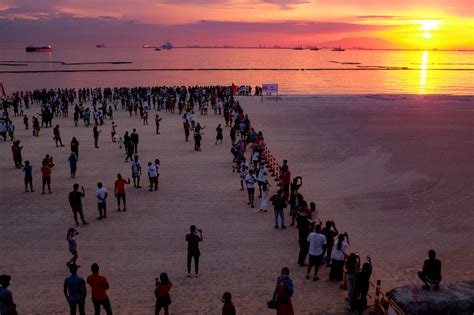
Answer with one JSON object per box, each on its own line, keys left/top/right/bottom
{"left": 422, "top": 32, "right": 433, "bottom": 39}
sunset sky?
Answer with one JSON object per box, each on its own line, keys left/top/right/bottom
{"left": 0, "top": 0, "right": 473, "bottom": 49}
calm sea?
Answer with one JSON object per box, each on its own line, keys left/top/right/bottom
{"left": 0, "top": 47, "right": 473, "bottom": 95}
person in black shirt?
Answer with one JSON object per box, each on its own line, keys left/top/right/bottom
{"left": 186, "top": 225, "right": 203, "bottom": 277}
{"left": 418, "top": 249, "right": 442, "bottom": 290}
{"left": 322, "top": 221, "right": 339, "bottom": 266}
{"left": 130, "top": 129, "right": 139, "bottom": 153}
{"left": 68, "top": 184, "right": 88, "bottom": 226}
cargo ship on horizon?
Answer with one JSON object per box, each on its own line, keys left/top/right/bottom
{"left": 25, "top": 45, "right": 52, "bottom": 52}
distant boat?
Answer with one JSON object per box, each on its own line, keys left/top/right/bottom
{"left": 292, "top": 46, "right": 304, "bottom": 50}
{"left": 143, "top": 44, "right": 155, "bottom": 48}
{"left": 96, "top": 44, "right": 106, "bottom": 48}
{"left": 310, "top": 47, "right": 320, "bottom": 51}
{"left": 332, "top": 46, "right": 345, "bottom": 51}
{"left": 161, "top": 41, "right": 173, "bottom": 50}
{"left": 25, "top": 45, "right": 52, "bottom": 52}
{"left": 155, "top": 47, "right": 161, "bottom": 51}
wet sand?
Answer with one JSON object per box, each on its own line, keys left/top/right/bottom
{"left": 0, "top": 94, "right": 473, "bottom": 314}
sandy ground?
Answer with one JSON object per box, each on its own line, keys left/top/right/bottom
{"left": 0, "top": 94, "right": 473, "bottom": 314}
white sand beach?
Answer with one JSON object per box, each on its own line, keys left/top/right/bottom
{"left": 0, "top": 94, "right": 473, "bottom": 314}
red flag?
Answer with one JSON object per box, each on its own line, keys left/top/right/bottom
{"left": 0, "top": 83, "right": 6, "bottom": 98}
{"left": 231, "top": 83, "right": 237, "bottom": 95}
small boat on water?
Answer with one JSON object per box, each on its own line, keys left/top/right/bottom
{"left": 155, "top": 47, "right": 161, "bottom": 51}
{"left": 161, "top": 41, "right": 173, "bottom": 50}
{"left": 332, "top": 46, "right": 345, "bottom": 51}
{"left": 310, "top": 46, "right": 320, "bottom": 51}
{"left": 96, "top": 44, "right": 106, "bottom": 48}
{"left": 143, "top": 44, "right": 155, "bottom": 48}
{"left": 25, "top": 45, "right": 52, "bottom": 52}
{"left": 292, "top": 46, "right": 304, "bottom": 50}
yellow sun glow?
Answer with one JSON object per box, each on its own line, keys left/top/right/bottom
{"left": 422, "top": 32, "right": 433, "bottom": 39}
{"left": 415, "top": 20, "right": 441, "bottom": 31}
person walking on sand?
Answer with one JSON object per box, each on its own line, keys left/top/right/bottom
{"left": 186, "top": 225, "right": 203, "bottom": 277}
{"left": 114, "top": 174, "right": 130, "bottom": 212}
{"left": 87, "top": 263, "right": 113, "bottom": 315}
{"left": 68, "top": 152, "right": 78, "bottom": 178}
{"left": 306, "top": 224, "right": 326, "bottom": 282}
{"left": 155, "top": 115, "right": 162, "bottom": 134}
{"left": 221, "top": 292, "right": 236, "bottom": 315}
{"left": 245, "top": 169, "right": 257, "bottom": 208}
{"left": 110, "top": 121, "right": 117, "bottom": 142}
{"left": 194, "top": 130, "right": 202, "bottom": 151}
{"left": 41, "top": 160, "right": 52, "bottom": 194}
{"left": 23, "top": 160, "right": 34, "bottom": 192}
{"left": 64, "top": 263, "right": 87, "bottom": 315}
{"left": 259, "top": 178, "right": 271, "bottom": 212}
{"left": 182, "top": 115, "right": 190, "bottom": 142}
{"left": 68, "top": 184, "right": 88, "bottom": 226}
{"left": 215, "top": 124, "right": 223, "bottom": 144}
{"left": 93, "top": 125, "right": 101, "bottom": 148}
{"left": 131, "top": 155, "right": 142, "bottom": 188}
{"left": 53, "top": 124, "right": 64, "bottom": 147}
{"left": 270, "top": 189, "right": 287, "bottom": 229}
{"left": 96, "top": 182, "right": 108, "bottom": 220}
{"left": 0, "top": 275, "right": 17, "bottom": 315}
{"left": 71, "top": 137, "right": 79, "bottom": 158}
{"left": 418, "top": 249, "right": 442, "bottom": 290}
{"left": 148, "top": 162, "right": 158, "bottom": 191}
{"left": 67, "top": 228, "right": 80, "bottom": 265}
{"left": 272, "top": 267, "right": 294, "bottom": 315}
{"left": 155, "top": 273, "right": 172, "bottom": 315}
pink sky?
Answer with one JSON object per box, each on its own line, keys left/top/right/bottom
{"left": 1, "top": 0, "right": 473, "bottom": 48}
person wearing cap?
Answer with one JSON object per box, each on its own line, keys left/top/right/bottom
{"left": 0, "top": 275, "right": 16, "bottom": 315}
{"left": 87, "top": 263, "right": 112, "bottom": 315}
{"left": 64, "top": 264, "right": 87, "bottom": 315}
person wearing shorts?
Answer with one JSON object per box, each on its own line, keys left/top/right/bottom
{"left": 306, "top": 224, "right": 326, "bottom": 281}
{"left": 96, "top": 182, "right": 108, "bottom": 220}
{"left": 131, "top": 155, "right": 142, "bottom": 188}
{"left": 114, "top": 173, "right": 130, "bottom": 212}
{"left": 41, "top": 161, "right": 52, "bottom": 194}
{"left": 68, "top": 184, "right": 88, "bottom": 225}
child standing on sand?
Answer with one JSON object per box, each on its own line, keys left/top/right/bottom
{"left": 67, "top": 228, "right": 79, "bottom": 265}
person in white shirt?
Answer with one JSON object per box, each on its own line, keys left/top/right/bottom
{"left": 131, "top": 155, "right": 142, "bottom": 188}
{"left": 330, "top": 233, "right": 349, "bottom": 281}
{"left": 245, "top": 169, "right": 257, "bottom": 208}
{"left": 257, "top": 165, "right": 267, "bottom": 198}
{"left": 306, "top": 224, "right": 327, "bottom": 281}
{"left": 96, "top": 182, "right": 108, "bottom": 220}
{"left": 147, "top": 162, "right": 158, "bottom": 191}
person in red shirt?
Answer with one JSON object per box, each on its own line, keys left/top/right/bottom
{"left": 222, "top": 292, "right": 236, "bottom": 315}
{"left": 41, "top": 161, "right": 52, "bottom": 194}
{"left": 86, "top": 263, "right": 112, "bottom": 315}
{"left": 114, "top": 173, "right": 130, "bottom": 212}
{"left": 154, "top": 273, "right": 172, "bottom": 315}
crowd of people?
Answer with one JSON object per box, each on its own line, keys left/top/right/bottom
{"left": 0, "top": 85, "right": 442, "bottom": 315}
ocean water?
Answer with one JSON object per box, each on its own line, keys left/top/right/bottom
{"left": 0, "top": 47, "right": 473, "bottom": 95}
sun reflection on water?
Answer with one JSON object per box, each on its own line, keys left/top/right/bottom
{"left": 419, "top": 51, "right": 429, "bottom": 94}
